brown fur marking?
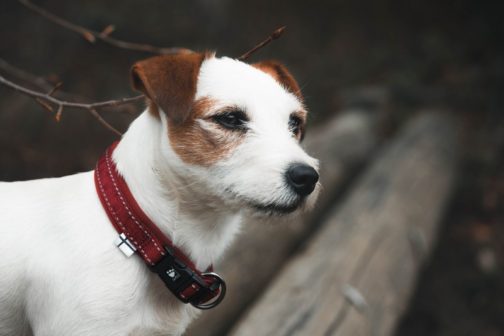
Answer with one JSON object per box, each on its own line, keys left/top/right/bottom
{"left": 253, "top": 60, "right": 303, "bottom": 101}
{"left": 147, "top": 99, "right": 160, "bottom": 119}
{"left": 168, "top": 97, "right": 246, "bottom": 166}
{"left": 131, "top": 52, "right": 208, "bottom": 124}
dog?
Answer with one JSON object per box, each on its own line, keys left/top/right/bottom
{"left": 0, "top": 51, "right": 320, "bottom": 336}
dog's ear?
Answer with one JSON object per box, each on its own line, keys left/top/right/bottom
{"left": 131, "top": 52, "right": 206, "bottom": 124}
{"left": 253, "top": 60, "right": 303, "bottom": 101}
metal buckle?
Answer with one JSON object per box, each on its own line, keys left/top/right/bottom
{"left": 191, "top": 272, "right": 227, "bottom": 310}
{"left": 150, "top": 247, "right": 226, "bottom": 309}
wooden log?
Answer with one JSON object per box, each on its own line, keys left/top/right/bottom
{"left": 229, "top": 112, "right": 459, "bottom": 336}
{"left": 186, "top": 90, "right": 392, "bottom": 336}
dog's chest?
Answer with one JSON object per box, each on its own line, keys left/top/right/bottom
{"left": 116, "top": 280, "right": 199, "bottom": 336}
{"left": 0, "top": 172, "right": 200, "bottom": 335}
{"left": 124, "top": 281, "right": 200, "bottom": 336}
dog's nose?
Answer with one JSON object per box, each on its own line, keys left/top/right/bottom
{"left": 285, "top": 163, "right": 319, "bottom": 197}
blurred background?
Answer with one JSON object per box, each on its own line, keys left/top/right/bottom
{"left": 0, "top": 0, "right": 503, "bottom": 335}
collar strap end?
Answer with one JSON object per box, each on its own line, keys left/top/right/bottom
{"left": 150, "top": 246, "right": 226, "bottom": 309}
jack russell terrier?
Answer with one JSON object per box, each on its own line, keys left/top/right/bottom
{"left": 0, "top": 51, "right": 320, "bottom": 336}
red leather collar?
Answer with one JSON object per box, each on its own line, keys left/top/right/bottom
{"left": 94, "top": 142, "right": 225, "bottom": 309}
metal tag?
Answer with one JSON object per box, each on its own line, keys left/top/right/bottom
{"left": 114, "top": 233, "right": 136, "bottom": 257}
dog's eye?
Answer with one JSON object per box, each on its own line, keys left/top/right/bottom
{"left": 212, "top": 110, "right": 248, "bottom": 130}
{"left": 289, "top": 115, "right": 303, "bottom": 139}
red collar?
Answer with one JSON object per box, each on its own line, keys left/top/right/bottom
{"left": 94, "top": 142, "right": 225, "bottom": 309}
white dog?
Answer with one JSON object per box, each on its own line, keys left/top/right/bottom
{"left": 0, "top": 52, "right": 320, "bottom": 336}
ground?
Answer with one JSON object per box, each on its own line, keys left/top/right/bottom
{"left": 396, "top": 111, "right": 504, "bottom": 336}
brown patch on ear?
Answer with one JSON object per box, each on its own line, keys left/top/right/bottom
{"left": 253, "top": 60, "right": 303, "bottom": 101}
{"left": 131, "top": 52, "right": 208, "bottom": 124}
{"left": 147, "top": 99, "right": 160, "bottom": 119}
{"left": 168, "top": 97, "right": 245, "bottom": 166}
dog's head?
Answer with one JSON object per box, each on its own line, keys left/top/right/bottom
{"left": 131, "top": 52, "right": 320, "bottom": 216}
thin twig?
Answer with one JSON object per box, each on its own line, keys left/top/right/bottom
{"left": 0, "top": 58, "right": 87, "bottom": 102}
{"left": 0, "top": 58, "right": 54, "bottom": 91}
{"left": 47, "top": 82, "right": 63, "bottom": 96}
{"left": 1, "top": 20, "right": 287, "bottom": 135}
{"left": 35, "top": 97, "right": 54, "bottom": 113}
{"left": 0, "top": 73, "right": 143, "bottom": 109}
{"left": 0, "top": 75, "right": 145, "bottom": 136}
{"left": 17, "top": 0, "right": 190, "bottom": 55}
{"left": 88, "top": 108, "right": 121, "bottom": 135}
{"left": 36, "top": 82, "right": 62, "bottom": 115}
{"left": 238, "top": 26, "right": 286, "bottom": 61}
{"left": 55, "top": 104, "right": 63, "bottom": 122}
{"left": 0, "top": 58, "right": 138, "bottom": 115}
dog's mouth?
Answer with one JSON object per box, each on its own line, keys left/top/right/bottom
{"left": 249, "top": 199, "right": 304, "bottom": 215}
{"left": 223, "top": 188, "right": 305, "bottom": 215}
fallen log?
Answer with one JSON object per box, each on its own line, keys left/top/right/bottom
{"left": 186, "top": 89, "right": 392, "bottom": 336}
{"left": 229, "top": 112, "right": 459, "bottom": 336}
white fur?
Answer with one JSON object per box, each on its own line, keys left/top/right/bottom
{"left": 0, "top": 56, "right": 319, "bottom": 335}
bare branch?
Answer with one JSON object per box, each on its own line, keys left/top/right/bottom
{"left": 1, "top": 9, "right": 287, "bottom": 136}
{"left": 17, "top": 0, "right": 191, "bottom": 55}
{"left": 88, "top": 108, "right": 121, "bottom": 135}
{"left": 238, "top": 26, "right": 286, "bottom": 61}
{"left": 35, "top": 97, "right": 54, "bottom": 113}
{"left": 0, "top": 58, "right": 139, "bottom": 115}
{"left": 0, "top": 58, "right": 91, "bottom": 103}
{"left": 47, "top": 82, "right": 63, "bottom": 96}
{"left": 0, "top": 75, "right": 144, "bottom": 136}
{"left": 0, "top": 58, "right": 54, "bottom": 91}
{"left": 0, "top": 74, "right": 143, "bottom": 110}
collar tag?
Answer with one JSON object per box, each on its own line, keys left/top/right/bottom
{"left": 115, "top": 233, "right": 137, "bottom": 257}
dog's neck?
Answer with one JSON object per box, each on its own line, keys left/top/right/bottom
{"left": 112, "top": 111, "right": 242, "bottom": 270}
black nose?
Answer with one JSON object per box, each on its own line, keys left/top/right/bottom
{"left": 285, "top": 163, "right": 319, "bottom": 196}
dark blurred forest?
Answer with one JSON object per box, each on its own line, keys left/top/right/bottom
{"left": 1, "top": 0, "right": 503, "bottom": 335}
